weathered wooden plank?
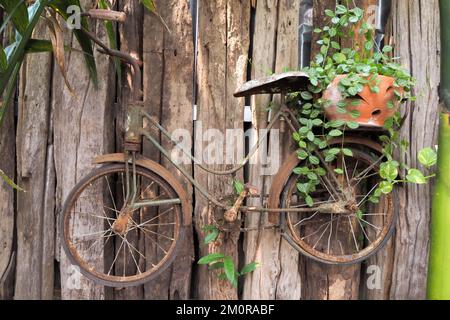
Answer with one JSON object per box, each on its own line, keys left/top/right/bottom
{"left": 54, "top": 0, "right": 115, "bottom": 300}
{"left": 388, "top": 0, "right": 440, "bottom": 300}
{"left": 0, "top": 71, "right": 15, "bottom": 300}
{"left": 272, "top": 0, "right": 302, "bottom": 300}
{"left": 242, "top": 0, "right": 280, "bottom": 301}
{"left": 141, "top": 0, "right": 195, "bottom": 300}
{"left": 243, "top": 0, "right": 304, "bottom": 300}
{"left": 194, "top": 0, "right": 250, "bottom": 300}
{"left": 356, "top": 0, "right": 396, "bottom": 301}
{"left": 141, "top": 0, "right": 166, "bottom": 301}
{"left": 115, "top": 0, "right": 145, "bottom": 300}
{"left": 14, "top": 21, "right": 53, "bottom": 300}
{"left": 158, "top": 0, "right": 195, "bottom": 300}
{"left": 302, "top": 0, "right": 361, "bottom": 300}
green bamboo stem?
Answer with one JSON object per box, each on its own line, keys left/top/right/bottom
{"left": 427, "top": 0, "right": 450, "bottom": 300}
{"left": 427, "top": 113, "right": 450, "bottom": 300}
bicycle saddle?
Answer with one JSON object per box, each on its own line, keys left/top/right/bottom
{"left": 234, "top": 71, "right": 310, "bottom": 97}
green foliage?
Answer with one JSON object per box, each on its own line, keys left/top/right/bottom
{"left": 140, "top": 0, "right": 157, "bottom": 13}
{"left": 0, "top": 169, "right": 24, "bottom": 191}
{"left": 199, "top": 224, "right": 259, "bottom": 287}
{"left": 198, "top": 251, "right": 259, "bottom": 288}
{"left": 289, "top": 3, "right": 433, "bottom": 206}
{"left": 0, "top": 0, "right": 29, "bottom": 35}
{"left": 232, "top": 179, "right": 245, "bottom": 194}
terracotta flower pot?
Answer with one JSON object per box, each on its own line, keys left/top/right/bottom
{"left": 322, "top": 74, "right": 403, "bottom": 127}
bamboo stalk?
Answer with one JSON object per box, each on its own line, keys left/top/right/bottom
{"left": 427, "top": 0, "right": 450, "bottom": 300}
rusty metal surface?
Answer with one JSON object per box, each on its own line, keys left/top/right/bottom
{"left": 234, "top": 71, "right": 310, "bottom": 97}
{"left": 61, "top": 163, "right": 184, "bottom": 287}
{"left": 282, "top": 148, "right": 395, "bottom": 264}
{"left": 93, "top": 153, "right": 192, "bottom": 226}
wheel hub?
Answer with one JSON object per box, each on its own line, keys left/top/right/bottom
{"left": 112, "top": 208, "right": 132, "bottom": 235}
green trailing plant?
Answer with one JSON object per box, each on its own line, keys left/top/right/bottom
{"left": 0, "top": 0, "right": 157, "bottom": 188}
{"left": 198, "top": 180, "right": 259, "bottom": 288}
{"left": 291, "top": 3, "right": 436, "bottom": 206}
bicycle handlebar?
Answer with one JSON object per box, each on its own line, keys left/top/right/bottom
{"left": 80, "top": 21, "right": 143, "bottom": 102}
{"left": 82, "top": 9, "right": 126, "bottom": 23}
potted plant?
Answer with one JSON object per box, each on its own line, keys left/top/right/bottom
{"left": 291, "top": 3, "right": 436, "bottom": 204}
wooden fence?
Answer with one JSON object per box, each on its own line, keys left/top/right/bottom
{"left": 0, "top": 0, "right": 440, "bottom": 300}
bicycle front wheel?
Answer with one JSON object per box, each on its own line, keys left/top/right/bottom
{"left": 61, "top": 163, "right": 184, "bottom": 287}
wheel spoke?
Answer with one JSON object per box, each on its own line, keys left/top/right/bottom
{"left": 357, "top": 217, "right": 372, "bottom": 244}
{"left": 105, "top": 176, "right": 118, "bottom": 215}
{"left": 108, "top": 239, "right": 125, "bottom": 276}
{"left": 129, "top": 207, "right": 174, "bottom": 231}
{"left": 293, "top": 211, "right": 319, "bottom": 228}
{"left": 357, "top": 183, "right": 379, "bottom": 207}
{"left": 348, "top": 216, "right": 359, "bottom": 252}
{"left": 313, "top": 223, "right": 331, "bottom": 250}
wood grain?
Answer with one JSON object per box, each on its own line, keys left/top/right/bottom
{"left": 194, "top": 0, "right": 250, "bottom": 300}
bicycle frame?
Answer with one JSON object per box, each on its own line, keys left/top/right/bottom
{"left": 123, "top": 95, "right": 303, "bottom": 214}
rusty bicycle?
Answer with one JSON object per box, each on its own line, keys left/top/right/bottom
{"left": 61, "top": 10, "right": 396, "bottom": 287}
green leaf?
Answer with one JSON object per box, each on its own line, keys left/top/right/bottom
{"left": 418, "top": 147, "right": 437, "bottom": 168}
{"left": 233, "top": 179, "right": 245, "bottom": 194}
{"left": 297, "top": 183, "right": 309, "bottom": 194}
{"left": 325, "top": 9, "right": 335, "bottom": 17}
{"left": 0, "top": 0, "right": 29, "bottom": 35}
{"left": 406, "top": 169, "right": 427, "bottom": 184}
{"left": 198, "top": 253, "right": 225, "bottom": 265}
{"left": 0, "top": 1, "right": 45, "bottom": 127}
{"left": 140, "top": 0, "right": 157, "bottom": 12}
{"left": 350, "top": 110, "right": 361, "bottom": 118}
{"left": 365, "top": 41, "right": 374, "bottom": 51}
{"left": 208, "top": 262, "right": 224, "bottom": 271}
{"left": 240, "top": 262, "right": 259, "bottom": 275}
{"left": 297, "top": 150, "right": 308, "bottom": 160}
{"left": 0, "top": 169, "right": 25, "bottom": 191}
{"left": 379, "top": 181, "right": 393, "bottom": 194}
{"left": 328, "top": 148, "right": 341, "bottom": 155}
{"left": 305, "top": 195, "right": 314, "bottom": 207}
{"left": 336, "top": 4, "right": 347, "bottom": 14}
{"left": 204, "top": 228, "right": 219, "bottom": 244}
{"left": 347, "top": 121, "right": 359, "bottom": 129}
{"left": 334, "top": 168, "right": 344, "bottom": 175}
{"left": 223, "top": 256, "right": 236, "bottom": 286}
{"left": 307, "top": 131, "right": 315, "bottom": 142}
{"left": 329, "top": 129, "right": 343, "bottom": 137}
{"left": 327, "top": 120, "right": 346, "bottom": 128}
{"left": 325, "top": 154, "right": 336, "bottom": 162}
{"left": 301, "top": 91, "right": 313, "bottom": 100}
{"left": 0, "top": 45, "right": 6, "bottom": 72}
{"left": 333, "top": 52, "right": 347, "bottom": 64}
{"left": 50, "top": 0, "right": 98, "bottom": 87}
{"left": 342, "top": 148, "right": 354, "bottom": 157}
{"left": 383, "top": 45, "right": 393, "bottom": 53}
{"left": 380, "top": 161, "right": 399, "bottom": 181}
{"left": 309, "top": 155, "right": 320, "bottom": 165}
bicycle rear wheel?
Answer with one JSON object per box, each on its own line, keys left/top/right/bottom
{"left": 61, "top": 163, "right": 184, "bottom": 287}
{"left": 280, "top": 144, "right": 396, "bottom": 265}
